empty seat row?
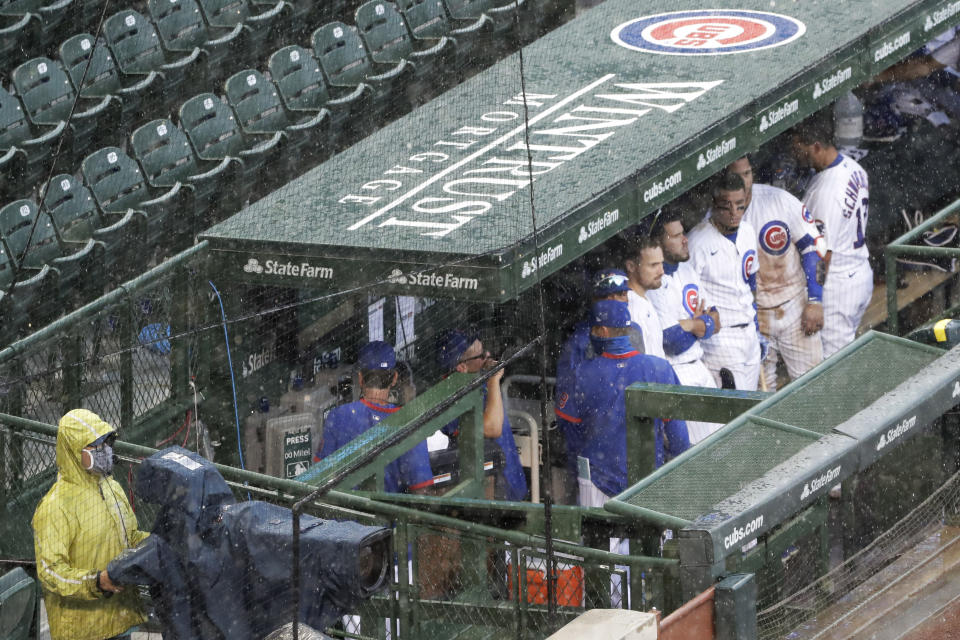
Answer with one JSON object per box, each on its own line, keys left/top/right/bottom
{"left": 0, "top": 0, "right": 572, "bottom": 341}
{"left": 0, "top": 0, "right": 546, "bottom": 204}
{"left": 0, "top": 0, "right": 294, "bottom": 82}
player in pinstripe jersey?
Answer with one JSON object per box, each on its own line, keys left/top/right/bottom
{"left": 646, "top": 209, "right": 724, "bottom": 443}
{"left": 792, "top": 113, "right": 872, "bottom": 359}
{"left": 727, "top": 156, "right": 827, "bottom": 389}
{"left": 688, "top": 172, "right": 763, "bottom": 391}
{"left": 623, "top": 235, "right": 666, "bottom": 359}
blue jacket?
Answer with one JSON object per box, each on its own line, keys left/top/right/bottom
{"left": 555, "top": 349, "right": 690, "bottom": 497}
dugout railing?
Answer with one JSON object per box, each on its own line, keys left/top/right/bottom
{"left": 0, "top": 410, "right": 682, "bottom": 639}
{"left": 617, "top": 330, "right": 960, "bottom": 638}
{"left": 885, "top": 195, "right": 960, "bottom": 336}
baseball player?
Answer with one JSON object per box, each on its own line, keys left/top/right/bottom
{"left": 314, "top": 341, "right": 434, "bottom": 493}
{"left": 437, "top": 330, "right": 528, "bottom": 502}
{"left": 688, "top": 172, "right": 764, "bottom": 391}
{"left": 555, "top": 300, "right": 690, "bottom": 506}
{"left": 646, "top": 210, "right": 725, "bottom": 444}
{"left": 728, "top": 156, "right": 827, "bottom": 389}
{"left": 792, "top": 112, "right": 872, "bottom": 359}
{"left": 624, "top": 235, "right": 667, "bottom": 359}
{"left": 554, "top": 269, "right": 643, "bottom": 482}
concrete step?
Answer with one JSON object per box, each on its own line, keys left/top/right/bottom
{"left": 786, "top": 525, "right": 960, "bottom": 640}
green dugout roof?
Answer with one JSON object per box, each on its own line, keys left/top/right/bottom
{"left": 202, "top": 0, "right": 960, "bottom": 301}
{"left": 606, "top": 332, "right": 960, "bottom": 566}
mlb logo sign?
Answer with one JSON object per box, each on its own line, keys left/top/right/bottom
{"left": 611, "top": 10, "right": 806, "bottom": 55}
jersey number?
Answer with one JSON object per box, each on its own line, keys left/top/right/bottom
{"left": 853, "top": 197, "right": 868, "bottom": 249}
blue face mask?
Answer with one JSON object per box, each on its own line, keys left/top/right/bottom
{"left": 83, "top": 443, "right": 114, "bottom": 476}
{"left": 591, "top": 334, "right": 633, "bottom": 355}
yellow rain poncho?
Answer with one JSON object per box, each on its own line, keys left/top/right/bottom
{"left": 32, "top": 409, "right": 150, "bottom": 640}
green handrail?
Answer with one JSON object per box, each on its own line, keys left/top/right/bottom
{"left": 884, "top": 197, "right": 960, "bottom": 335}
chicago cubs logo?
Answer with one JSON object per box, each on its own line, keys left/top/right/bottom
{"left": 682, "top": 284, "right": 700, "bottom": 317}
{"left": 801, "top": 204, "right": 814, "bottom": 223}
{"left": 611, "top": 10, "right": 806, "bottom": 56}
{"left": 759, "top": 220, "right": 790, "bottom": 256}
{"left": 742, "top": 249, "right": 757, "bottom": 283}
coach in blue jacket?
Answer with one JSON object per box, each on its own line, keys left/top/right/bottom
{"left": 555, "top": 300, "right": 690, "bottom": 507}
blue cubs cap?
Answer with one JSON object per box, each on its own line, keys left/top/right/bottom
{"left": 593, "top": 269, "right": 630, "bottom": 297}
{"left": 358, "top": 341, "right": 396, "bottom": 371}
{"left": 591, "top": 300, "right": 631, "bottom": 328}
{"left": 437, "top": 329, "right": 478, "bottom": 371}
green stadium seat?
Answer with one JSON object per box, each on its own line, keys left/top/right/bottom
{"left": 397, "top": 0, "right": 494, "bottom": 80}
{"left": 312, "top": 21, "right": 410, "bottom": 123}
{"left": 148, "top": 0, "right": 243, "bottom": 83}
{"left": 0, "top": 86, "right": 62, "bottom": 199}
{"left": 178, "top": 93, "right": 283, "bottom": 202}
{"left": 131, "top": 118, "right": 241, "bottom": 229}
{"left": 0, "top": 198, "right": 59, "bottom": 268}
{"left": 249, "top": 0, "right": 314, "bottom": 41}
{"left": 81, "top": 146, "right": 188, "bottom": 250}
{"left": 104, "top": 9, "right": 204, "bottom": 107}
{"left": 41, "top": 174, "right": 100, "bottom": 245}
{"left": 1, "top": 196, "right": 99, "bottom": 305}
{"left": 398, "top": 0, "right": 452, "bottom": 40}
{"left": 224, "top": 69, "right": 330, "bottom": 172}
{"left": 356, "top": 0, "right": 455, "bottom": 97}
{"left": 197, "top": 0, "right": 285, "bottom": 62}
{"left": 0, "top": 0, "right": 70, "bottom": 57}
{"left": 41, "top": 173, "right": 132, "bottom": 285}
{"left": 0, "top": 567, "right": 36, "bottom": 640}
{"left": 10, "top": 56, "right": 114, "bottom": 171}
{"left": 0, "top": 9, "right": 39, "bottom": 67}
{"left": 0, "top": 199, "right": 59, "bottom": 328}
{"left": 59, "top": 34, "right": 160, "bottom": 130}
{"left": 268, "top": 45, "right": 354, "bottom": 148}
{"left": 442, "top": 0, "right": 494, "bottom": 33}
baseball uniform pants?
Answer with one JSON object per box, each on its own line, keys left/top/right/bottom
{"left": 702, "top": 324, "right": 761, "bottom": 391}
{"left": 822, "top": 263, "right": 873, "bottom": 359}
{"left": 757, "top": 294, "right": 823, "bottom": 390}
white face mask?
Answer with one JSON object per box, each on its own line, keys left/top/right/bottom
{"left": 83, "top": 443, "right": 114, "bottom": 475}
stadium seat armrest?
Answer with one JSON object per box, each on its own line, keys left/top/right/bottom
{"left": 72, "top": 95, "right": 115, "bottom": 120}
{"left": 161, "top": 48, "right": 202, "bottom": 71}
{"left": 240, "top": 132, "right": 283, "bottom": 155}
{"left": 287, "top": 109, "right": 329, "bottom": 132}
{"left": 411, "top": 37, "right": 453, "bottom": 59}
{"left": 205, "top": 23, "right": 244, "bottom": 47}
{"left": 188, "top": 156, "right": 234, "bottom": 181}
{"left": 0, "top": 13, "right": 33, "bottom": 34}
{"left": 450, "top": 14, "right": 493, "bottom": 36}
{"left": 40, "top": 0, "right": 73, "bottom": 12}
{"left": 141, "top": 182, "right": 185, "bottom": 208}
{"left": 52, "top": 239, "right": 101, "bottom": 265}
{"left": 23, "top": 120, "right": 67, "bottom": 146}
{"left": 247, "top": 0, "right": 287, "bottom": 23}
{"left": 13, "top": 263, "right": 53, "bottom": 287}
{"left": 368, "top": 59, "right": 413, "bottom": 83}
{"left": 0, "top": 146, "right": 24, "bottom": 164}
{"left": 118, "top": 71, "right": 160, "bottom": 95}
{"left": 327, "top": 84, "right": 369, "bottom": 107}
{"left": 97, "top": 209, "right": 144, "bottom": 232}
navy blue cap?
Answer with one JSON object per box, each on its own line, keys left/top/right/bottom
{"left": 358, "top": 341, "right": 396, "bottom": 371}
{"left": 593, "top": 269, "right": 630, "bottom": 297}
{"left": 437, "top": 329, "right": 478, "bottom": 371}
{"left": 591, "top": 300, "right": 631, "bottom": 328}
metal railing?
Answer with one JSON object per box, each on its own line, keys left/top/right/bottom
{"left": 885, "top": 196, "right": 960, "bottom": 335}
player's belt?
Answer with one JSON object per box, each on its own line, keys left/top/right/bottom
{"left": 729, "top": 323, "right": 751, "bottom": 329}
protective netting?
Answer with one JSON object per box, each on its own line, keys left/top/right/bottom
{"left": 756, "top": 465, "right": 960, "bottom": 640}
{"left": 3, "top": 0, "right": 960, "bottom": 638}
